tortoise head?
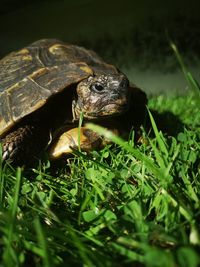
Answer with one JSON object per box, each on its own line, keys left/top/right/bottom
{"left": 72, "top": 74, "right": 130, "bottom": 120}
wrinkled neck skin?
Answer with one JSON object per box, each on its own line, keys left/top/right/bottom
{"left": 72, "top": 98, "right": 81, "bottom": 122}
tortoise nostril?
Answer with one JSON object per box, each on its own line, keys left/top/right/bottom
{"left": 120, "top": 77, "right": 129, "bottom": 88}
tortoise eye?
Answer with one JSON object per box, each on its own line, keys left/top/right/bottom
{"left": 90, "top": 83, "right": 105, "bottom": 93}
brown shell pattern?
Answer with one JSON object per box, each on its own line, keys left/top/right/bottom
{"left": 0, "top": 39, "right": 119, "bottom": 136}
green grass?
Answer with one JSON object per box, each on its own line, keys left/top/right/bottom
{"left": 0, "top": 90, "right": 199, "bottom": 267}
{"left": 0, "top": 45, "right": 200, "bottom": 266}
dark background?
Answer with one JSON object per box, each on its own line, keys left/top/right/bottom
{"left": 1, "top": 0, "right": 200, "bottom": 94}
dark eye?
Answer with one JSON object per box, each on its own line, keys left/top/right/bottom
{"left": 90, "top": 83, "right": 105, "bottom": 93}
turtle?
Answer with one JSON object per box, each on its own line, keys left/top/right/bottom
{"left": 0, "top": 39, "right": 147, "bottom": 165}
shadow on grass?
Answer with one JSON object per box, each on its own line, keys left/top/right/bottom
{"left": 146, "top": 109, "right": 185, "bottom": 137}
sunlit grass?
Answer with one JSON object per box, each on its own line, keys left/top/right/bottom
{"left": 0, "top": 89, "right": 199, "bottom": 266}
{"left": 0, "top": 42, "right": 199, "bottom": 266}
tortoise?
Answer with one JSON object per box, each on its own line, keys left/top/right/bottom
{"left": 0, "top": 39, "right": 147, "bottom": 165}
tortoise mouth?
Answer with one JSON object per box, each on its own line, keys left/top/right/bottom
{"left": 84, "top": 102, "right": 129, "bottom": 120}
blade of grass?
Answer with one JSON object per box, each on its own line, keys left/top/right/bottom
{"left": 10, "top": 168, "right": 21, "bottom": 219}
{"left": 3, "top": 167, "right": 22, "bottom": 267}
{"left": 78, "top": 111, "right": 84, "bottom": 151}
{"left": 86, "top": 123, "right": 167, "bottom": 183}
{"left": 34, "top": 217, "right": 51, "bottom": 267}
{"left": 110, "top": 242, "right": 143, "bottom": 262}
{"left": 0, "top": 144, "right": 4, "bottom": 205}
{"left": 67, "top": 224, "right": 94, "bottom": 267}
{"left": 170, "top": 42, "right": 200, "bottom": 97}
{"left": 148, "top": 138, "right": 166, "bottom": 169}
{"left": 147, "top": 108, "right": 174, "bottom": 180}
{"left": 147, "top": 108, "right": 169, "bottom": 159}
{"left": 187, "top": 72, "right": 200, "bottom": 92}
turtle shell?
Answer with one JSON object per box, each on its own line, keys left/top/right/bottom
{"left": 0, "top": 39, "right": 119, "bottom": 136}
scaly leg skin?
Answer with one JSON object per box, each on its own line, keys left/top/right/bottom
{"left": 1, "top": 124, "right": 49, "bottom": 166}
{"left": 49, "top": 127, "right": 103, "bottom": 160}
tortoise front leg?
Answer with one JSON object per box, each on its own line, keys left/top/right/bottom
{"left": 1, "top": 124, "right": 49, "bottom": 165}
{"left": 49, "top": 127, "right": 103, "bottom": 160}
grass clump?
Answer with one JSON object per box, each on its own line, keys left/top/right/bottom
{"left": 0, "top": 89, "right": 199, "bottom": 267}
{"left": 0, "top": 45, "right": 200, "bottom": 266}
